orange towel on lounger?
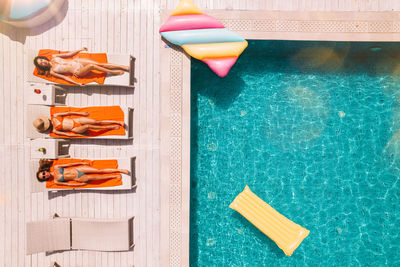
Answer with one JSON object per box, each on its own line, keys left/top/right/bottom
{"left": 33, "top": 49, "right": 108, "bottom": 85}
{"left": 49, "top": 106, "right": 125, "bottom": 138}
{"left": 46, "top": 158, "right": 122, "bottom": 189}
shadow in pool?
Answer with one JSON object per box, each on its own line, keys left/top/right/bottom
{"left": 190, "top": 86, "right": 200, "bottom": 264}
{"left": 232, "top": 212, "right": 286, "bottom": 259}
{"left": 190, "top": 61, "right": 240, "bottom": 263}
{"left": 191, "top": 59, "right": 244, "bottom": 109}
{"left": 244, "top": 40, "right": 400, "bottom": 77}
{"left": 189, "top": 58, "right": 246, "bottom": 264}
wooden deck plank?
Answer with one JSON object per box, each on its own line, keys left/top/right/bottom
{"left": 4, "top": 151, "right": 11, "bottom": 265}
{"left": 24, "top": 146, "right": 32, "bottom": 267}
{"left": 152, "top": 1, "right": 161, "bottom": 266}
{"left": 138, "top": 1, "right": 148, "bottom": 267}
{"left": 0, "top": 28, "right": 4, "bottom": 263}
{"left": 0, "top": 25, "right": 4, "bottom": 145}
{"left": 3, "top": 28, "right": 11, "bottom": 145}
{"left": 10, "top": 146, "right": 18, "bottom": 267}
{"left": 146, "top": 1, "right": 155, "bottom": 267}
{"left": 9, "top": 36, "right": 17, "bottom": 147}
{"left": 16, "top": 146, "right": 26, "bottom": 267}
{"left": 0, "top": 145, "right": 5, "bottom": 266}
{"left": 15, "top": 38, "right": 24, "bottom": 144}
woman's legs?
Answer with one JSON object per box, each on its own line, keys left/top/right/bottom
{"left": 97, "top": 63, "right": 130, "bottom": 71}
{"left": 72, "top": 124, "right": 120, "bottom": 133}
{"left": 78, "top": 166, "right": 129, "bottom": 174}
{"left": 74, "top": 64, "right": 124, "bottom": 77}
{"left": 75, "top": 117, "right": 125, "bottom": 127}
{"left": 76, "top": 59, "right": 129, "bottom": 72}
{"left": 77, "top": 174, "right": 122, "bottom": 182}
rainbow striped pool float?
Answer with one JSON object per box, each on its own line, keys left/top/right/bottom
{"left": 159, "top": 0, "right": 248, "bottom": 77}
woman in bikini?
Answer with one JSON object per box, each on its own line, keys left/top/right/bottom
{"left": 33, "top": 47, "right": 130, "bottom": 86}
{"left": 36, "top": 159, "right": 129, "bottom": 186}
{"left": 33, "top": 110, "right": 125, "bottom": 137}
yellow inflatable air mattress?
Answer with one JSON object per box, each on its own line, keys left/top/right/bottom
{"left": 229, "top": 186, "right": 310, "bottom": 256}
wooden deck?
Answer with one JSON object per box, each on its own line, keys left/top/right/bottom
{"left": 1, "top": 0, "right": 400, "bottom": 266}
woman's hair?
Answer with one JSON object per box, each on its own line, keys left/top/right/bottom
{"left": 33, "top": 56, "right": 51, "bottom": 76}
{"left": 36, "top": 159, "right": 54, "bottom": 182}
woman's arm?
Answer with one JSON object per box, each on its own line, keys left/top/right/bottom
{"left": 53, "top": 111, "right": 90, "bottom": 117}
{"left": 49, "top": 70, "right": 85, "bottom": 86}
{"left": 52, "top": 129, "right": 86, "bottom": 137}
{"left": 54, "top": 180, "right": 87, "bottom": 186}
{"left": 54, "top": 162, "right": 90, "bottom": 168}
{"left": 53, "top": 47, "right": 88, "bottom": 58}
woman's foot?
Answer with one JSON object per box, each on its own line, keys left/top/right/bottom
{"left": 109, "top": 70, "right": 124, "bottom": 76}
{"left": 119, "top": 169, "right": 129, "bottom": 174}
{"left": 122, "top": 66, "right": 130, "bottom": 72}
{"left": 118, "top": 121, "right": 125, "bottom": 127}
{"left": 106, "top": 125, "right": 120, "bottom": 130}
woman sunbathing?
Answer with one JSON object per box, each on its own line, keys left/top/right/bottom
{"left": 33, "top": 111, "right": 124, "bottom": 137}
{"left": 33, "top": 47, "right": 130, "bottom": 86}
{"left": 36, "top": 159, "right": 129, "bottom": 186}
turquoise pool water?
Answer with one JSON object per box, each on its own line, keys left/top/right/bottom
{"left": 190, "top": 41, "right": 400, "bottom": 266}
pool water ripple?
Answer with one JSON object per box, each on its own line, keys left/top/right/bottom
{"left": 190, "top": 41, "right": 400, "bottom": 266}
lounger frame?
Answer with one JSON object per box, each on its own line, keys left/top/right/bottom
{"left": 26, "top": 215, "right": 134, "bottom": 254}
{"left": 26, "top": 104, "right": 134, "bottom": 140}
{"left": 29, "top": 157, "right": 137, "bottom": 192}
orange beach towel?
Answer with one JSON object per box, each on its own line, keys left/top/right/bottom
{"left": 33, "top": 49, "right": 108, "bottom": 85}
{"left": 47, "top": 158, "right": 123, "bottom": 189}
{"left": 49, "top": 106, "right": 125, "bottom": 138}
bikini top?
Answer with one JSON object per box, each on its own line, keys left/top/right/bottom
{"left": 53, "top": 117, "right": 81, "bottom": 131}
{"left": 57, "top": 168, "right": 66, "bottom": 182}
{"left": 56, "top": 167, "right": 85, "bottom": 182}
{"left": 51, "top": 57, "right": 82, "bottom": 74}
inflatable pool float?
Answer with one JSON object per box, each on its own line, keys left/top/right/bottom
{"left": 230, "top": 186, "right": 310, "bottom": 256}
{"left": 159, "top": 0, "right": 248, "bottom": 77}
{"left": 0, "top": 0, "right": 65, "bottom": 28}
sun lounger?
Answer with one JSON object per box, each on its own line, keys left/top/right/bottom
{"left": 26, "top": 49, "right": 135, "bottom": 87}
{"left": 29, "top": 157, "right": 136, "bottom": 192}
{"left": 26, "top": 215, "right": 134, "bottom": 254}
{"left": 26, "top": 104, "right": 134, "bottom": 140}
{"left": 230, "top": 186, "right": 310, "bottom": 256}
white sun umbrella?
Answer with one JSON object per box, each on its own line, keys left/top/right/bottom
{"left": 0, "top": 0, "right": 66, "bottom": 28}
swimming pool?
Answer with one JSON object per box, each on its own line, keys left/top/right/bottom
{"left": 190, "top": 40, "right": 399, "bottom": 266}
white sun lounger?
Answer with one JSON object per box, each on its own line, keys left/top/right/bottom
{"left": 29, "top": 157, "right": 136, "bottom": 192}
{"left": 26, "top": 49, "right": 135, "bottom": 87}
{"left": 26, "top": 104, "right": 134, "bottom": 139}
{"left": 26, "top": 215, "right": 134, "bottom": 254}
